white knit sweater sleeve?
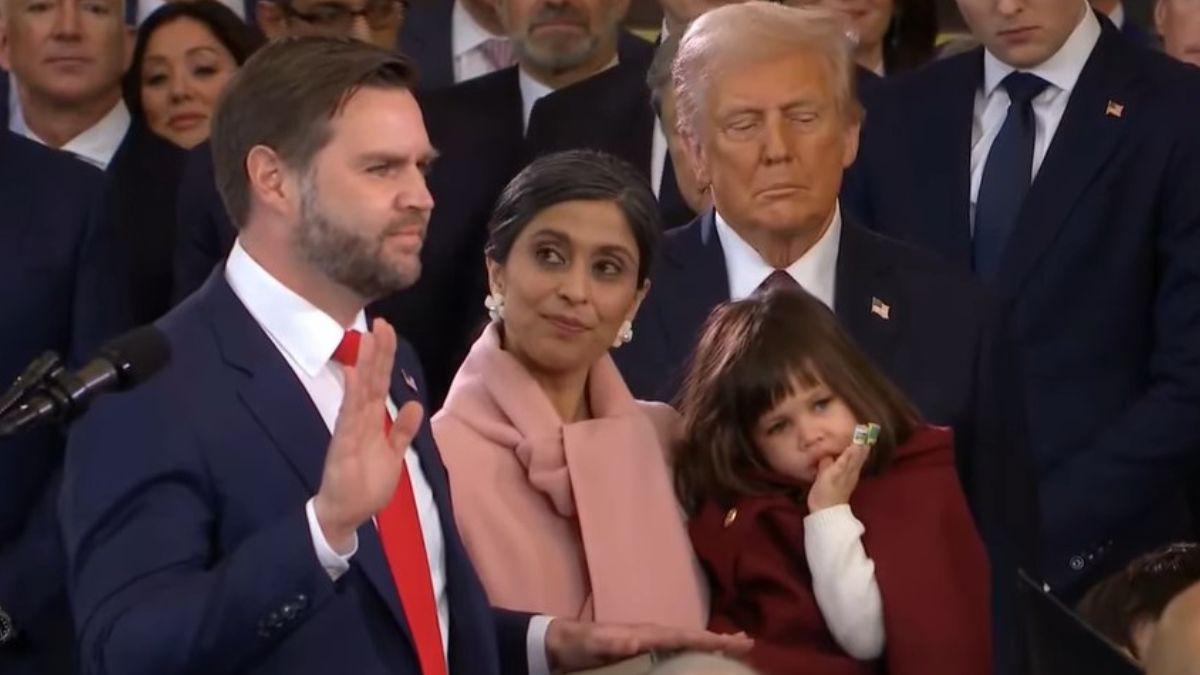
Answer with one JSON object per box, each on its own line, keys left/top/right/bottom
{"left": 804, "top": 504, "right": 886, "bottom": 659}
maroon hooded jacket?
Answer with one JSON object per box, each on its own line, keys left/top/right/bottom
{"left": 690, "top": 425, "right": 992, "bottom": 675}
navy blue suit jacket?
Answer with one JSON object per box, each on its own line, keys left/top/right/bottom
{"left": 102, "top": 120, "right": 187, "bottom": 325}
{"left": 60, "top": 271, "right": 530, "bottom": 675}
{"left": 613, "top": 211, "right": 1040, "bottom": 675}
{"left": 0, "top": 131, "right": 126, "bottom": 675}
{"left": 1, "top": 73, "right": 186, "bottom": 324}
{"left": 172, "top": 142, "right": 234, "bottom": 304}
{"left": 847, "top": 19, "right": 1200, "bottom": 596}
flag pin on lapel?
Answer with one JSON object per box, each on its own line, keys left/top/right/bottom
{"left": 871, "top": 297, "right": 891, "bottom": 320}
{"left": 402, "top": 370, "right": 418, "bottom": 393}
{"left": 1106, "top": 100, "right": 1125, "bottom": 118}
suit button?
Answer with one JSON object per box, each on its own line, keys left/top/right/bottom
{"left": 281, "top": 604, "right": 298, "bottom": 621}
{"left": 295, "top": 593, "right": 309, "bottom": 609}
{"left": 1070, "top": 555, "right": 1086, "bottom": 571}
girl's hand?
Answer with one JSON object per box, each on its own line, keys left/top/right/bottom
{"left": 807, "top": 443, "right": 870, "bottom": 512}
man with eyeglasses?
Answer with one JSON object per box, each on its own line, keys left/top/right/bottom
{"left": 258, "top": 0, "right": 406, "bottom": 49}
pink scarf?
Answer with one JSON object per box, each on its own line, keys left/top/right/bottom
{"left": 435, "top": 325, "right": 707, "bottom": 627}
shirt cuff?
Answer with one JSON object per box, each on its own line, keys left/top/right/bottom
{"left": 527, "top": 615, "right": 554, "bottom": 675}
{"left": 305, "top": 497, "right": 357, "bottom": 581}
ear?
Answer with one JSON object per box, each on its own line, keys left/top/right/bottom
{"left": 485, "top": 256, "right": 505, "bottom": 296}
{"left": 0, "top": 12, "right": 11, "bottom": 71}
{"left": 678, "top": 127, "right": 711, "bottom": 192}
{"left": 841, "top": 113, "right": 862, "bottom": 169}
{"left": 627, "top": 278, "right": 651, "bottom": 323}
{"left": 257, "top": 0, "right": 288, "bottom": 40}
{"left": 245, "top": 145, "right": 296, "bottom": 220}
{"left": 1153, "top": 0, "right": 1167, "bottom": 36}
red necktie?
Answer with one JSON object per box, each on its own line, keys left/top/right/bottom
{"left": 333, "top": 330, "right": 447, "bottom": 675}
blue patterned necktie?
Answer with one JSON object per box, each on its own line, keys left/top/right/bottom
{"left": 973, "top": 72, "right": 1051, "bottom": 280}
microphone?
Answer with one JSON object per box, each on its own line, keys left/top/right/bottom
{"left": 0, "top": 326, "right": 171, "bottom": 438}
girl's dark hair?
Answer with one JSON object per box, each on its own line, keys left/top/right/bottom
{"left": 674, "top": 287, "right": 923, "bottom": 512}
{"left": 485, "top": 149, "right": 662, "bottom": 287}
{"left": 882, "top": 0, "right": 938, "bottom": 74}
{"left": 124, "top": 0, "right": 266, "bottom": 121}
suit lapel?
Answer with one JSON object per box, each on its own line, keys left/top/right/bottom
{"left": 992, "top": 26, "right": 1133, "bottom": 299}
{"left": 206, "top": 276, "right": 330, "bottom": 495}
{"left": 659, "top": 211, "right": 734, "bottom": 356}
{"left": 910, "top": 53, "right": 980, "bottom": 265}
{"left": 204, "top": 275, "right": 419, "bottom": 646}
{"left": 835, "top": 221, "right": 903, "bottom": 368}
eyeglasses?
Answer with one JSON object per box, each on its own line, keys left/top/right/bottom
{"left": 281, "top": 0, "right": 409, "bottom": 31}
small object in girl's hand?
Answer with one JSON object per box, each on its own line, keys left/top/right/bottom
{"left": 866, "top": 423, "right": 881, "bottom": 445}
{"left": 852, "top": 424, "right": 870, "bottom": 446}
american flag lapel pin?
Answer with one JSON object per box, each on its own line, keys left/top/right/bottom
{"left": 1106, "top": 100, "right": 1125, "bottom": 118}
{"left": 871, "top": 297, "right": 891, "bottom": 321}
{"left": 402, "top": 370, "right": 418, "bottom": 393}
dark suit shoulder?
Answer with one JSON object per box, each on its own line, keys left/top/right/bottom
{"left": 0, "top": 130, "right": 104, "bottom": 192}
{"left": 419, "top": 66, "right": 517, "bottom": 108}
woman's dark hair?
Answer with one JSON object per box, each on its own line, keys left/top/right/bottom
{"left": 485, "top": 149, "right": 662, "bottom": 287}
{"left": 124, "top": 0, "right": 266, "bottom": 121}
{"left": 674, "top": 287, "right": 923, "bottom": 512}
{"left": 1076, "top": 543, "right": 1200, "bottom": 659}
{"left": 882, "top": 0, "right": 938, "bottom": 74}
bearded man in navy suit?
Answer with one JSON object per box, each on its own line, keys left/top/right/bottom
{"left": 60, "top": 36, "right": 747, "bottom": 675}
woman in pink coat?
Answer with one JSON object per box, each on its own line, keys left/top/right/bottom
{"left": 431, "top": 150, "right": 707, "bottom": 629}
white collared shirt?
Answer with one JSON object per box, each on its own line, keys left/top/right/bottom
{"left": 9, "top": 96, "right": 130, "bottom": 170}
{"left": 518, "top": 68, "right": 556, "bottom": 132}
{"left": 1109, "top": 2, "right": 1126, "bottom": 29}
{"left": 452, "top": 0, "right": 509, "bottom": 84}
{"left": 223, "top": 242, "right": 552, "bottom": 674}
{"left": 714, "top": 203, "right": 843, "bottom": 307}
{"left": 970, "top": 4, "right": 1100, "bottom": 230}
{"left": 651, "top": 117, "right": 668, "bottom": 200}
{"left": 224, "top": 241, "right": 451, "bottom": 659}
{"left": 136, "top": 0, "right": 244, "bottom": 22}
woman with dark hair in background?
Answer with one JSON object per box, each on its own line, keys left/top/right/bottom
{"left": 431, "top": 149, "right": 708, "bottom": 629}
{"left": 125, "top": 0, "right": 264, "bottom": 149}
{"left": 787, "top": 0, "right": 938, "bottom": 75}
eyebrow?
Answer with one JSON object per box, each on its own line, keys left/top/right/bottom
{"left": 530, "top": 227, "right": 637, "bottom": 260}
{"left": 358, "top": 149, "right": 441, "bottom": 165}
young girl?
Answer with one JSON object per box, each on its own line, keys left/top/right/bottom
{"left": 676, "top": 287, "right": 992, "bottom": 675}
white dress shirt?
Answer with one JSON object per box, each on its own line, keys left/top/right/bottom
{"left": 452, "top": 0, "right": 509, "bottom": 84}
{"left": 1108, "top": 2, "right": 1126, "bottom": 29}
{"left": 136, "top": 0, "right": 244, "bottom": 22}
{"left": 714, "top": 203, "right": 842, "bottom": 307}
{"left": 224, "top": 242, "right": 552, "bottom": 673}
{"left": 9, "top": 96, "right": 130, "bottom": 170}
{"left": 650, "top": 118, "right": 668, "bottom": 199}
{"left": 518, "top": 69, "right": 556, "bottom": 133}
{"left": 969, "top": 5, "right": 1100, "bottom": 230}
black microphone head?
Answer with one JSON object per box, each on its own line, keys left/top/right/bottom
{"left": 96, "top": 326, "right": 171, "bottom": 390}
